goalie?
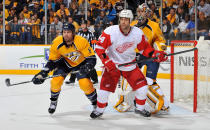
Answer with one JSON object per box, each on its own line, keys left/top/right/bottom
{"left": 114, "top": 3, "right": 169, "bottom": 114}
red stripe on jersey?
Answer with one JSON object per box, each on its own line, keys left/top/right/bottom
{"left": 97, "top": 101, "right": 108, "bottom": 108}
{"left": 135, "top": 97, "right": 146, "bottom": 105}
{"left": 95, "top": 31, "right": 112, "bottom": 64}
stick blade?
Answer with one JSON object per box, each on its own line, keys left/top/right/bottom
{"left": 5, "top": 78, "right": 11, "bottom": 87}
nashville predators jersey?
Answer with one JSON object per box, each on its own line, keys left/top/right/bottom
{"left": 49, "top": 35, "right": 95, "bottom": 67}
{"left": 131, "top": 19, "right": 166, "bottom": 51}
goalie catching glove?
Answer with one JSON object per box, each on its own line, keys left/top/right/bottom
{"left": 32, "top": 70, "right": 48, "bottom": 84}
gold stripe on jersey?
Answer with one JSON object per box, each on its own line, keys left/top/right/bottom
{"left": 49, "top": 35, "right": 95, "bottom": 67}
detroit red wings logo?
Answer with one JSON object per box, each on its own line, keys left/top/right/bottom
{"left": 116, "top": 42, "right": 134, "bottom": 53}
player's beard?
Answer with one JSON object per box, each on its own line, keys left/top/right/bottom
{"left": 64, "top": 36, "right": 74, "bottom": 45}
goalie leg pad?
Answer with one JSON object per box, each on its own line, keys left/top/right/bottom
{"left": 114, "top": 77, "right": 132, "bottom": 112}
{"left": 150, "top": 81, "right": 170, "bottom": 109}
{"left": 114, "top": 95, "right": 131, "bottom": 112}
{"left": 147, "top": 84, "right": 164, "bottom": 114}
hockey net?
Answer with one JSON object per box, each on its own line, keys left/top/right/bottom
{"left": 170, "top": 40, "right": 210, "bottom": 112}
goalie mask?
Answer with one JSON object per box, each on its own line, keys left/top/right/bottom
{"left": 136, "top": 3, "right": 151, "bottom": 24}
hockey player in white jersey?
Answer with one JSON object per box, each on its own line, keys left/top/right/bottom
{"left": 90, "top": 9, "right": 168, "bottom": 119}
{"left": 115, "top": 3, "right": 170, "bottom": 114}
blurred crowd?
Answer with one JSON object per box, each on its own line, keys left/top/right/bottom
{"left": 0, "top": 0, "right": 209, "bottom": 44}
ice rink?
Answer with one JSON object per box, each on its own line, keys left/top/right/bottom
{"left": 1, "top": 75, "right": 210, "bottom": 130}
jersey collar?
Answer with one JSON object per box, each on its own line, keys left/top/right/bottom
{"left": 119, "top": 25, "right": 132, "bottom": 36}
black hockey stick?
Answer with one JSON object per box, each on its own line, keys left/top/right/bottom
{"left": 5, "top": 70, "right": 80, "bottom": 87}
{"left": 118, "top": 48, "right": 197, "bottom": 67}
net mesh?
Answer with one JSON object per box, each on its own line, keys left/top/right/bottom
{"left": 172, "top": 41, "right": 210, "bottom": 112}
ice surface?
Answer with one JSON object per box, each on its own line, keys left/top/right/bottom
{"left": 0, "top": 75, "right": 210, "bottom": 130}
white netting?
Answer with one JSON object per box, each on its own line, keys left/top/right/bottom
{"left": 172, "top": 40, "right": 210, "bottom": 112}
{"left": 197, "top": 42, "right": 210, "bottom": 112}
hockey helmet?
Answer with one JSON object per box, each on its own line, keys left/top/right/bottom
{"left": 63, "top": 23, "right": 75, "bottom": 33}
{"left": 119, "top": 9, "right": 134, "bottom": 23}
{"left": 137, "top": 3, "right": 151, "bottom": 22}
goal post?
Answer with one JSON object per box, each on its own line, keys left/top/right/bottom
{"left": 170, "top": 40, "right": 210, "bottom": 113}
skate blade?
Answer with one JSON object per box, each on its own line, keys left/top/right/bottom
{"left": 134, "top": 114, "right": 152, "bottom": 120}
{"left": 90, "top": 116, "right": 103, "bottom": 120}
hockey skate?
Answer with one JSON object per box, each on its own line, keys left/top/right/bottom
{"left": 161, "top": 106, "right": 170, "bottom": 112}
{"left": 135, "top": 109, "right": 151, "bottom": 117}
{"left": 90, "top": 110, "right": 103, "bottom": 119}
{"left": 48, "top": 100, "right": 58, "bottom": 114}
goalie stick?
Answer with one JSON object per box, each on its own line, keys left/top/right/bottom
{"left": 5, "top": 70, "right": 79, "bottom": 87}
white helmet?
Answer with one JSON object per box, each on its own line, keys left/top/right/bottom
{"left": 119, "top": 9, "right": 134, "bottom": 22}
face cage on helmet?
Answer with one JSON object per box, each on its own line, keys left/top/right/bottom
{"left": 137, "top": 7, "right": 150, "bottom": 22}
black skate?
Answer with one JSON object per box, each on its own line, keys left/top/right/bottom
{"left": 135, "top": 109, "right": 151, "bottom": 117}
{"left": 48, "top": 100, "right": 58, "bottom": 114}
{"left": 90, "top": 110, "right": 103, "bottom": 119}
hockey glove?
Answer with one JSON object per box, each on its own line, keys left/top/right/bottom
{"left": 98, "top": 53, "right": 117, "bottom": 72}
{"left": 152, "top": 51, "right": 168, "bottom": 62}
{"left": 104, "top": 60, "right": 117, "bottom": 72}
{"left": 32, "top": 70, "right": 48, "bottom": 84}
{"left": 80, "top": 63, "right": 94, "bottom": 74}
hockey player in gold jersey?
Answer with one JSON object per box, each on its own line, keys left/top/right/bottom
{"left": 115, "top": 3, "right": 169, "bottom": 114}
{"left": 32, "top": 23, "right": 97, "bottom": 114}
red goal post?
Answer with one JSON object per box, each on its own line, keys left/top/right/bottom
{"left": 170, "top": 40, "right": 198, "bottom": 112}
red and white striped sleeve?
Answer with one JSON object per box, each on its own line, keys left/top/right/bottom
{"left": 95, "top": 31, "right": 112, "bottom": 64}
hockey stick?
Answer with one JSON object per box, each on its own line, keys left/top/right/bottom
{"left": 5, "top": 70, "right": 80, "bottom": 87}
{"left": 118, "top": 48, "right": 197, "bottom": 67}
